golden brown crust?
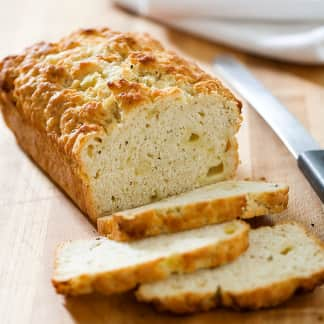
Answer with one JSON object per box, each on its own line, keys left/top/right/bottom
{"left": 138, "top": 270, "right": 324, "bottom": 314}
{"left": 97, "top": 185, "right": 289, "bottom": 241}
{"left": 135, "top": 222, "right": 324, "bottom": 314}
{"left": 0, "top": 27, "right": 241, "bottom": 158}
{"left": 52, "top": 221, "right": 249, "bottom": 296}
{"left": 0, "top": 28, "right": 241, "bottom": 221}
{"left": 0, "top": 92, "right": 97, "bottom": 218}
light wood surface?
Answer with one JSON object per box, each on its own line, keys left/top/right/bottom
{"left": 1, "top": 1, "right": 324, "bottom": 323}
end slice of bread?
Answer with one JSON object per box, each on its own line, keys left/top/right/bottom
{"left": 98, "top": 181, "right": 288, "bottom": 241}
{"left": 52, "top": 220, "right": 249, "bottom": 296}
{"left": 136, "top": 223, "right": 324, "bottom": 313}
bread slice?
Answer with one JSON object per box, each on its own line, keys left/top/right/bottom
{"left": 52, "top": 220, "right": 249, "bottom": 296}
{"left": 0, "top": 28, "right": 241, "bottom": 223}
{"left": 136, "top": 223, "right": 324, "bottom": 313}
{"left": 98, "top": 181, "right": 288, "bottom": 241}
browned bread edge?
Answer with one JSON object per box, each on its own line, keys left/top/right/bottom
{"left": 98, "top": 185, "right": 288, "bottom": 241}
{"left": 135, "top": 222, "right": 324, "bottom": 314}
{"left": 52, "top": 221, "right": 249, "bottom": 296}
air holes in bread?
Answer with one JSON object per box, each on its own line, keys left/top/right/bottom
{"left": 94, "top": 169, "right": 101, "bottom": 179}
{"left": 150, "top": 191, "right": 159, "bottom": 202}
{"left": 90, "top": 241, "right": 101, "bottom": 251}
{"left": 87, "top": 145, "right": 94, "bottom": 158}
{"left": 207, "top": 163, "right": 224, "bottom": 177}
{"left": 225, "top": 140, "right": 231, "bottom": 152}
{"left": 280, "top": 245, "right": 293, "bottom": 255}
{"left": 189, "top": 133, "right": 200, "bottom": 142}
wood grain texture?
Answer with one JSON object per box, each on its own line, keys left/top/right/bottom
{"left": 0, "top": 0, "right": 323, "bottom": 323}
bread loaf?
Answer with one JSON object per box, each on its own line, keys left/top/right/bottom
{"left": 0, "top": 28, "right": 241, "bottom": 222}
{"left": 136, "top": 223, "right": 324, "bottom": 313}
{"left": 98, "top": 180, "right": 288, "bottom": 241}
{"left": 52, "top": 220, "right": 249, "bottom": 295}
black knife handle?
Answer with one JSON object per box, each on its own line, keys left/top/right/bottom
{"left": 297, "top": 150, "right": 324, "bottom": 203}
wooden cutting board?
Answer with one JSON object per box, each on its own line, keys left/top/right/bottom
{"left": 0, "top": 1, "right": 324, "bottom": 323}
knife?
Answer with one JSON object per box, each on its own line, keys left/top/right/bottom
{"left": 213, "top": 56, "right": 324, "bottom": 203}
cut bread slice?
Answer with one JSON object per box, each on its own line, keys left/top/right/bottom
{"left": 136, "top": 223, "right": 324, "bottom": 313}
{"left": 98, "top": 181, "right": 288, "bottom": 241}
{"left": 52, "top": 220, "right": 249, "bottom": 296}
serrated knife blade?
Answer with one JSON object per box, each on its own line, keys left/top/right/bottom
{"left": 213, "top": 56, "right": 324, "bottom": 203}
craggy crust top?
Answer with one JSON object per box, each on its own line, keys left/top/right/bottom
{"left": 0, "top": 28, "right": 241, "bottom": 156}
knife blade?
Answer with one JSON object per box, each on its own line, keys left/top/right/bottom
{"left": 213, "top": 56, "right": 324, "bottom": 203}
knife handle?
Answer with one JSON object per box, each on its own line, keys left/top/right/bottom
{"left": 297, "top": 150, "right": 324, "bottom": 203}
